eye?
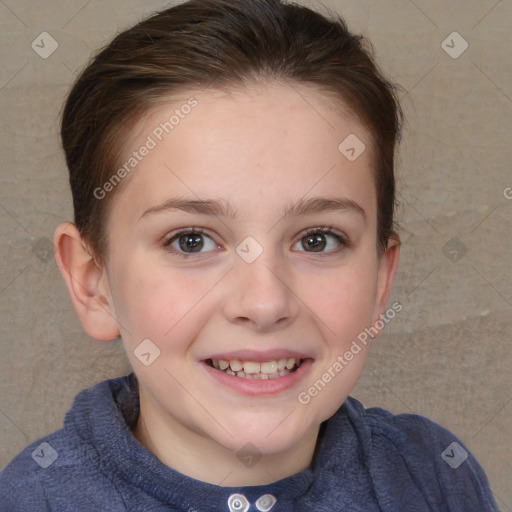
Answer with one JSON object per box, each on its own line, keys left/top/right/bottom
{"left": 293, "top": 227, "right": 348, "bottom": 253}
{"left": 162, "top": 228, "right": 220, "bottom": 258}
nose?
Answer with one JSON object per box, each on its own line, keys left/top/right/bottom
{"left": 222, "top": 249, "right": 300, "bottom": 332}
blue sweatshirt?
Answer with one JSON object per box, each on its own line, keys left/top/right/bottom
{"left": 0, "top": 374, "right": 499, "bottom": 511}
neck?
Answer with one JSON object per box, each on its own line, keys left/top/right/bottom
{"left": 133, "top": 388, "right": 321, "bottom": 487}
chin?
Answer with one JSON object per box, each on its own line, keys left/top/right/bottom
{"left": 215, "top": 414, "right": 316, "bottom": 456}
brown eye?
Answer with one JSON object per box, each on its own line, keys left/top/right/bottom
{"left": 163, "top": 228, "right": 219, "bottom": 258}
{"left": 293, "top": 227, "right": 348, "bottom": 254}
{"left": 302, "top": 233, "right": 327, "bottom": 252}
{"left": 177, "top": 233, "right": 204, "bottom": 253}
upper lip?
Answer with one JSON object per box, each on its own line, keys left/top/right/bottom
{"left": 203, "top": 349, "right": 313, "bottom": 362}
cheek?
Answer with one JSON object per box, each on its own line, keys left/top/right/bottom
{"left": 306, "top": 260, "right": 378, "bottom": 342}
{"left": 108, "top": 255, "right": 214, "bottom": 344}
{"left": 319, "top": 277, "right": 375, "bottom": 311}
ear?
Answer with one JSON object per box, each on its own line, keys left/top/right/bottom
{"left": 371, "top": 237, "right": 400, "bottom": 334}
{"left": 53, "top": 222, "right": 120, "bottom": 341}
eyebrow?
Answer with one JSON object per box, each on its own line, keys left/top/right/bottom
{"left": 139, "top": 196, "right": 367, "bottom": 223}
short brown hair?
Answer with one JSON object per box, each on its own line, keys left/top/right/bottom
{"left": 61, "top": 0, "right": 403, "bottom": 262}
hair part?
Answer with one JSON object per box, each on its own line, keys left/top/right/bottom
{"left": 61, "top": 0, "right": 403, "bottom": 263}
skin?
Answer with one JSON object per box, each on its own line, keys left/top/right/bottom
{"left": 54, "top": 81, "right": 400, "bottom": 487}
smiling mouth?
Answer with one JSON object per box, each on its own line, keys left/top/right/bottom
{"left": 205, "top": 357, "right": 304, "bottom": 380}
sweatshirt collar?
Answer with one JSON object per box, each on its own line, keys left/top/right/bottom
{"left": 67, "top": 373, "right": 372, "bottom": 511}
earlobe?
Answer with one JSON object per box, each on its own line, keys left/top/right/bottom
{"left": 53, "top": 222, "right": 120, "bottom": 341}
{"left": 371, "top": 237, "right": 401, "bottom": 334}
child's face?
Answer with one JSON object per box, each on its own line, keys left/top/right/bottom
{"left": 98, "top": 82, "right": 397, "bottom": 462}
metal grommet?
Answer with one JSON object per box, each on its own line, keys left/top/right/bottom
{"left": 255, "top": 494, "right": 277, "bottom": 511}
{"left": 227, "top": 493, "right": 250, "bottom": 512}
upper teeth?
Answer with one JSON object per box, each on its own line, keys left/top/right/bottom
{"left": 213, "top": 358, "right": 297, "bottom": 374}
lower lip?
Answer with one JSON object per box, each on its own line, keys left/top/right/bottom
{"left": 201, "top": 359, "right": 314, "bottom": 396}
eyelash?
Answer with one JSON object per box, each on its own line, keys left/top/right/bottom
{"left": 162, "top": 228, "right": 209, "bottom": 259}
{"left": 301, "top": 226, "right": 349, "bottom": 253}
{"left": 162, "top": 226, "right": 349, "bottom": 259}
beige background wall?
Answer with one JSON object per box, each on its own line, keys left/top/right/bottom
{"left": 1, "top": 0, "right": 510, "bottom": 509}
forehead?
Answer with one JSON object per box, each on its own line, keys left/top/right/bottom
{"left": 111, "top": 81, "right": 376, "bottom": 224}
